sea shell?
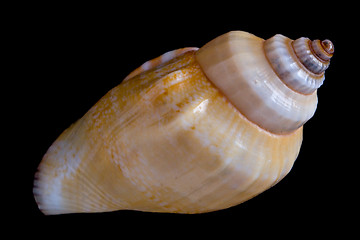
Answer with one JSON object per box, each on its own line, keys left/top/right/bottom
{"left": 34, "top": 31, "right": 334, "bottom": 215}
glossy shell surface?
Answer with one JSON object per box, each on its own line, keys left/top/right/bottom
{"left": 34, "top": 50, "right": 303, "bottom": 214}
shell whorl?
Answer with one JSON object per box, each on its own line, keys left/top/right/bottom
{"left": 264, "top": 34, "right": 334, "bottom": 94}
{"left": 196, "top": 31, "right": 334, "bottom": 134}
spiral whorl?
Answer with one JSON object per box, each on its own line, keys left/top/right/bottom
{"left": 292, "top": 38, "right": 334, "bottom": 74}
{"left": 264, "top": 34, "right": 334, "bottom": 94}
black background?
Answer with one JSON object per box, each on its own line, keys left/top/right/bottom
{"left": 13, "top": 2, "right": 355, "bottom": 235}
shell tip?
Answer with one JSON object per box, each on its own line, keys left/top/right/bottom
{"left": 321, "top": 39, "right": 334, "bottom": 55}
{"left": 311, "top": 39, "right": 334, "bottom": 62}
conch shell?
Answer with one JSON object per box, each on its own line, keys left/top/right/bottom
{"left": 34, "top": 31, "right": 334, "bottom": 215}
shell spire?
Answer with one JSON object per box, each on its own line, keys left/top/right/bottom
{"left": 196, "top": 31, "right": 334, "bottom": 134}
{"left": 292, "top": 38, "right": 334, "bottom": 74}
{"left": 264, "top": 35, "right": 334, "bottom": 94}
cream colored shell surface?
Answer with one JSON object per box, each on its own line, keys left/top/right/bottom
{"left": 34, "top": 51, "right": 303, "bottom": 214}
{"left": 196, "top": 31, "right": 318, "bottom": 134}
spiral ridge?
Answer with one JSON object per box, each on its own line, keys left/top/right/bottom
{"left": 292, "top": 38, "right": 330, "bottom": 74}
{"left": 264, "top": 34, "right": 333, "bottom": 95}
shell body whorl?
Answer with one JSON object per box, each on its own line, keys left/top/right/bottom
{"left": 34, "top": 31, "right": 333, "bottom": 215}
